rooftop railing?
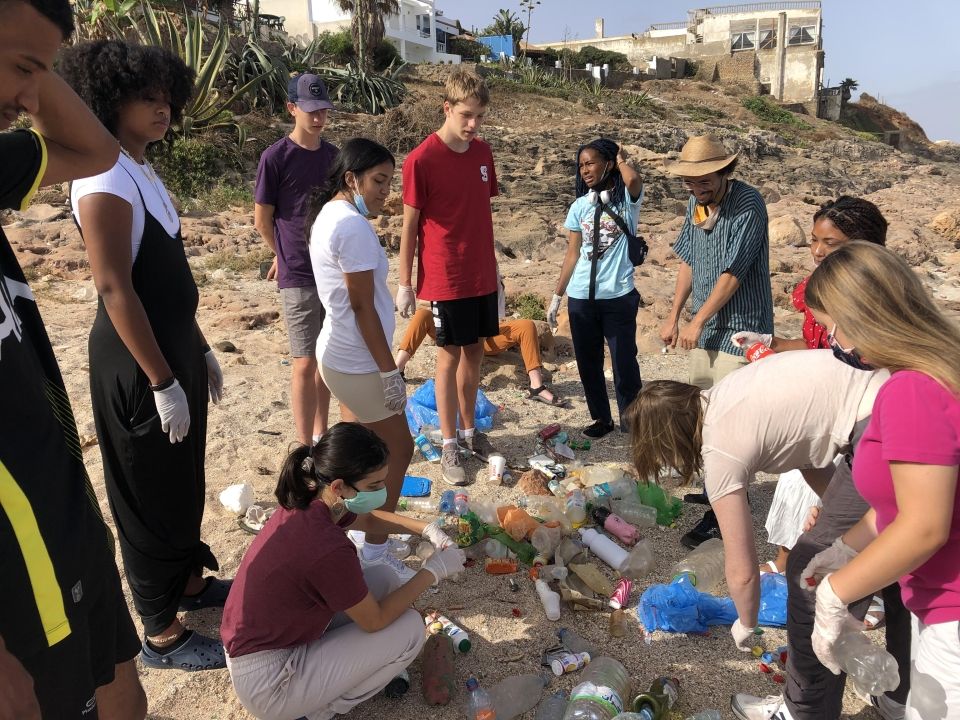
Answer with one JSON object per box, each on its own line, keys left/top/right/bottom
{"left": 691, "top": 1, "right": 820, "bottom": 17}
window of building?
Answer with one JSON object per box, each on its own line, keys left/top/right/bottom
{"left": 416, "top": 14, "right": 431, "bottom": 38}
{"left": 758, "top": 28, "right": 776, "bottom": 50}
{"left": 788, "top": 24, "right": 817, "bottom": 45}
{"left": 731, "top": 31, "right": 755, "bottom": 51}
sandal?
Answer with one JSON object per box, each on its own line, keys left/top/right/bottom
{"left": 759, "top": 560, "right": 784, "bottom": 575}
{"left": 140, "top": 630, "right": 226, "bottom": 671}
{"left": 179, "top": 577, "right": 233, "bottom": 612}
{"left": 527, "top": 385, "right": 568, "bottom": 407}
{"left": 864, "top": 594, "right": 885, "bottom": 630}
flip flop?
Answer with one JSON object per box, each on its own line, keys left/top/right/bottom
{"left": 139, "top": 630, "right": 226, "bottom": 671}
{"left": 179, "top": 577, "right": 233, "bottom": 612}
{"left": 864, "top": 594, "right": 885, "bottom": 630}
{"left": 527, "top": 385, "right": 568, "bottom": 407}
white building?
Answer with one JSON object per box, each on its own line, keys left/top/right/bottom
{"left": 265, "top": 0, "right": 461, "bottom": 64}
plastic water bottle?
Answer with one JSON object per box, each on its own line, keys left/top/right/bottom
{"left": 610, "top": 499, "right": 657, "bottom": 528}
{"left": 397, "top": 497, "right": 437, "bottom": 513}
{"left": 532, "top": 523, "right": 563, "bottom": 565}
{"left": 670, "top": 538, "right": 725, "bottom": 593}
{"left": 536, "top": 579, "right": 562, "bottom": 620}
{"left": 563, "top": 656, "right": 631, "bottom": 720}
{"left": 465, "top": 677, "right": 497, "bottom": 720}
{"left": 439, "top": 489, "right": 456, "bottom": 514}
{"left": 834, "top": 629, "right": 900, "bottom": 695}
{"left": 565, "top": 488, "right": 587, "bottom": 527}
{"left": 636, "top": 482, "right": 682, "bottom": 525}
{"left": 489, "top": 674, "right": 548, "bottom": 720}
{"left": 555, "top": 537, "right": 586, "bottom": 566}
{"left": 536, "top": 691, "right": 569, "bottom": 720}
{"left": 424, "top": 612, "right": 471, "bottom": 653}
{"left": 557, "top": 627, "right": 597, "bottom": 656}
{"left": 454, "top": 491, "right": 470, "bottom": 515}
{"left": 469, "top": 499, "right": 501, "bottom": 525}
{"left": 579, "top": 528, "right": 629, "bottom": 572}
{"left": 620, "top": 540, "right": 655, "bottom": 580}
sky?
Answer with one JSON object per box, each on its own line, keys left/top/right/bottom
{"left": 454, "top": 0, "right": 960, "bottom": 143}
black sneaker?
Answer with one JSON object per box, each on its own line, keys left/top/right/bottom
{"left": 683, "top": 491, "right": 710, "bottom": 506}
{"left": 583, "top": 419, "right": 615, "bottom": 438}
{"left": 681, "top": 509, "right": 722, "bottom": 549}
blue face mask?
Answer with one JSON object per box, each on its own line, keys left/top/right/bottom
{"left": 353, "top": 192, "right": 371, "bottom": 218}
{"left": 827, "top": 323, "right": 874, "bottom": 371}
{"left": 342, "top": 485, "right": 387, "bottom": 514}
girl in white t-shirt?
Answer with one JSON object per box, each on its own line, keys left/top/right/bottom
{"left": 306, "top": 138, "right": 413, "bottom": 576}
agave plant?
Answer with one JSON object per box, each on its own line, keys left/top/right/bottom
{"left": 223, "top": 34, "right": 326, "bottom": 113}
{"left": 316, "top": 60, "right": 406, "bottom": 115}
{"left": 71, "top": 0, "right": 140, "bottom": 41}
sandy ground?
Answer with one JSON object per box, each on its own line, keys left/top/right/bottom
{"left": 34, "top": 272, "right": 887, "bottom": 720}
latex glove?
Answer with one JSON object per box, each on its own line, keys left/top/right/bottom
{"left": 204, "top": 349, "right": 223, "bottom": 404}
{"left": 731, "top": 331, "right": 773, "bottom": 348}
{"left": 154, "top": 379, "right": 190, "bottom": 443}
{"left": 801, "top": 536, "right": 858, "bottom": 590}
{"left": 802, "top": 505, "right": 821, "bottom": 533}
{"left": 731, "top": 618, "right": 760, "bottom": 652}
{"left": 379, "top": 369, "right": 407, "bottom": 414}
{"left": 421, "top": 521, "right": 454, "bottom": 550}
{"left": 812, "top": 574, "right": 857, "bottom": 674}
{"left": 547, "top": 293, "right": 563, "bottom": 329}
{"left": 395, "top": 285, "right": 416, "bottom": 318}
{"left": 422, "top": 547, "right": 467, "bottom": 584}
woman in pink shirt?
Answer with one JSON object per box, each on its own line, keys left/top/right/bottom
{"left": 804, "top": 241, "right": 960, "bottom": 720}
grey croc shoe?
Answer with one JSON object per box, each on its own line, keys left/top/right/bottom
{"left": 140, "top": 631, "right": 226, "bottom": 671}
{"left": 179, "top": 577, "right": 232, "bottom": 611}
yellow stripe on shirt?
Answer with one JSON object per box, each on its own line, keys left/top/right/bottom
{"left": 0, "top": 460, "right": 70, "bottom": 646}
{"left": 18, "top": 129, "right": 48, "bottom": 211}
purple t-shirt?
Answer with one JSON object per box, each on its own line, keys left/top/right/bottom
{"left": 853, "top": 370, "right": 960, "bottom": 624}
{"left": 255, "top": 136, "right": 338, "bottom": 289}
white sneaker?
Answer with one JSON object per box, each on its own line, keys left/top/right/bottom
{"left": 361, "top": 548, "right": 417, "bottom": 582}
{"left": 869, "top": 694, "right": 906, "bottom": 720}
{"left": 730, "top": 694, "right": 794, "bottom": 720}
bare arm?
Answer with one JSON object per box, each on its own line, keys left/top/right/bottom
{"left": 398, "top": 204, "right": 420, "bottom": 287}
{"left": 712, "top": 488, "right": 761, "bottom": 625}
{"left": 0, "top": 635, "right": 40, "bottom": 720}
{"left": 77, "top": 193, "right": 172, "bottom": 385}
{"left": 617, "top": 151, "right": 643, "bottom": 201}
{"left": 347, "top": 510, "right": 429, "bottom": 536}
{"left": 253, "top": 203, "right": 277, "bottom": 253}
{"left": 771, "top": 337, "right": 810, "bottom": 352}
{"left": 660, "top": 262, "right": 693, "bottom": 348}
{"left": 33, "top": 72, "right": 118, "bottom": 187}
{"left": 344, "top": 570, "right": 435, "bottom": 632}
{"left": 554, "top": 231, "right": 583, "bottom": 296}
{"left": 345, "top": 270, "right": 395, "bottom": 373}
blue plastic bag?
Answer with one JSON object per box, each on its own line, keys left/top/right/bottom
{"left": 404, "top": 379, "right": 498, "bottom": 435}
{"left": 638, "top": 572, "right": 788, "bottom": 633}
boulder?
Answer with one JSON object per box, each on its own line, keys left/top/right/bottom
{"left": 768, "top": 215, "right": 806, "bottom": 247}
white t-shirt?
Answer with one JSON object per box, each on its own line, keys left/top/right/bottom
{"left": 71, "top": 153, "right": 180, "bottom": 262}
{"left": 701, "top": 349, "right": 890, "bottom": 501}
{"left": 309, "top": 200, "right": 395, "bottom": 374}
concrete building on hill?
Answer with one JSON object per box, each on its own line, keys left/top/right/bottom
{"left": 534, "top": 1, "right": 824, "bottom": 110}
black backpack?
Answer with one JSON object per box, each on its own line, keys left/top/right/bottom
{"left": 587, "top": 200, "right": 648, "bottom": 301}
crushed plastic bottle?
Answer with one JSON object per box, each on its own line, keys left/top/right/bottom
{"left": 563, "top": 656, "right": 631, "bottom": 720}
{"left": 421, "top": 634, "right": 455, "bottom": 705}
{"left": 489, "top": 674, "right": 548, "bottom": 720}
{"left": 569, "top": 561, "right": 614, "bottom": 596}
{"left": 580, "top": 465, "right": 626, "bottom": 487}
{"left": 609, "top": 609, "right": 627, "bottom": 638}
{"left": 532, "top": 522, "right": 563, "bottom": 565}
{"left": 565, "top": 488, "right": 587, "bottom": 528}
{"left": 620, "top": 540, "right": 655, "bottom": 580}
{"left": 469, "top": 500, "right": 501, "bottom": 525}
{"left": 416, "top": 541, "right": 436, "bottom": 560}
{"left": 439, "top": 490, "right": 457, "bottom": 514}
{"left": 636, "top": 482, "right": 683, "bottom": 526}
{"left": 670, "top": 538, "right": 724, "bottom": 593}
{"left": 465, "top": 677, "right": 497, "bottom": 720}
{"left": 555, "top": 536, "right": 587, "bottom": 567}
{"left": 610, "top": 499, "right": 657, "bottom": 528}
{"left": 557, "top": 627, "right": 598, "bottom": 656}
{"left": 536, "top": 691, "right": 569, "bottom": 720}
{"left": 834, "top": 629, "right": 900, "bottom": 696}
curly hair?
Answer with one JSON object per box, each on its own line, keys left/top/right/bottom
{"left": 57, "top": 40, "right": 195, "bottom": 136}
{"left": 813, "top": 195, "right": 887, "bottom": 246}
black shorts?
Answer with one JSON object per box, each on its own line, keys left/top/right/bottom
{"left": 431, "top": 292, "right": 499, "bottom": 347}
{"left": 20, "top": 557, "right": 141, "bottom": 719}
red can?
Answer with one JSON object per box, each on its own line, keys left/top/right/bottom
{"left": 746, "top": 342, "right": 775, "bottom": 363}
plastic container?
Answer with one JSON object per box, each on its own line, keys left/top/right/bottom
{"left": 636, "top": 483, "right": 682, "bottom": 526}
{"left": 563, "top": 656, "right": 631, "bottom": 720}
{"left": 489, "top": 674, "right": 548, "bottom": 720}
{"left": 454, "top": 491, "right": 470, "bottom": 516}
{"left": 416, "top": 541, "right": 436, "bottom": 561}
{"left": 465, "top": 677, "right": 497, "bottom": 720}
{"left": 532, "top": 522, "right": 563, "bottom": 564}
{"left": 631, "top": 677, "right": 679, "bottom": 719}
{"left": 439, "top": 490, "right": 457, "bottom": 514}
{"left": 579, "top": 528, "right": 629, "bottom": 572}
{"left": 551, "top": 652, "right": 591, "bottom": 676}
{"left": 591, "top": 507, "right": 640, "bottom": 545}
{"left": 421, "top": 634, "right": 455, "bottom": 705}
{"left": 485, "top": 557, "right": 519, "bottom": 574}
{"left": 746, "top": 342, "right": 775, "bottom": 362}
{"left": 424, "top": 612, "right": 471, "bottom": 653}
{"left": 671, "top": 538, "right": 724, "bottom": 593}
{"left": 557, "top": 628, "right": 597, "bottom": 656}
{"left": 536, "top": 691, "right": 569, "bottom": 720}
{"left": 620, "top": 540, "right": 655, "bottom": 580}
{"left": 498, "top": 505, "right": 541, "bottom": 541}
{"left": 555, "top": 537, "right": 587, "bottom": 567}
{"left": 415, "top": 433, "right": 441, "bottom": 462}
{"left": 609, "top": 499, "right": 657, "bottom": 528}
{"left": 835, "top": 629, "right": 900, "bottom": 696}
{"left": 536, "top": 579, "right": 562, "bottom": 621}
{"left": 685, "top": 712, "right": 722, "bottom": 720}
{"left": 580, "top": 465, "right": 625, "bottom": 487}
{"left": 609, "top": 609, "right": 627, "bottom": 638}
{"left": 565, "top": 489, "right": 587, "bottom": 528}
{"left": 397, "top": 497, "right": 437, "bottom": 513}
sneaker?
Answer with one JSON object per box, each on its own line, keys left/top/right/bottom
{"left": 730, "top": 694, "right": 794, "bottom": 720}
{"left": 441, "top": 443, "right": 467, "bottom": 485}
{"left": 683, "top": 491, "right": 711, "bottom": 505}
{"left": 464, "top": 431, "right": 496, "bottom": 461}
{"left": 583, "top": 419, "right": 615, "bottom": 438}
{"left": 361, "top": 547, "right": 417, "bottom": 582}
{"left": 681, "top": 509, "right": 722, "bottom": 549}
{"left": 383, "top": 669, "right": 411, "bottom": 698}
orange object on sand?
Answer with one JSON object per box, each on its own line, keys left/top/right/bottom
{"left": 496, "top": 505, "right": 541, "bottom": 541}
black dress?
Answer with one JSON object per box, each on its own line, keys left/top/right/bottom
{"left": 86, "top": 170, "right": 216, "bottom": 636}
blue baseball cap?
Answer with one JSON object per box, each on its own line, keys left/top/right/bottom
{"left": 287, "top": 73, "right": 333, "bottom": 111}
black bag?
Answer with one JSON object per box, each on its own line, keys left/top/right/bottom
{"left": 587, "top": 200, "right": 648, "bottom": 301}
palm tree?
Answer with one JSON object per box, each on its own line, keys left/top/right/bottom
{"left": 335, "top": 0, "right": 401, "bottom": 72}
{"left": 484, "top": 8, "right": 526, "bottom": 47}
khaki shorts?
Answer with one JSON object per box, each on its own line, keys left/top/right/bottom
{"left": 280, "top": 286, "right": 325, "bottom": 358}
{"left": 688, "top": 348, "right": 748, "bottom": 390}
{"left": 319, "top": 365, "right": 394, "bottom": 424}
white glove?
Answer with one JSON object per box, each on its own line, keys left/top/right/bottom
{"left": 379, "top": 369, "right": 407, "bottom": 414}
{"left": 547, "top": 293, "right": 563, "bottom": 329}
{"left": 422, "top": 521, "right": 453, "bottom": 550}
{"left": 731, "top": 331, "right": 773, "bottom": 348}
{"left": 153, "top": 379, "right": 190, "bottom": 443}
{"left": 731, "top": 618, "right": 760, "bottom": 652}
{"left": 396, "top": 285, "right": 416, "bottom": 318}
{"left": 812, "top": 574, "right": 857, "bottom": 674}
{"left": 801, "top": 536, "right": 858, "bottom": 591}
{"left": 422, "top": 546, "right": 466, "bottom": 583}
{"left": 204, "top": 349, "right": 223, "bottom": 404}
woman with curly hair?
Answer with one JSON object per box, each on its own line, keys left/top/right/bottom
{"left": 60, "top": 39, "right": 229, "bottom": 671}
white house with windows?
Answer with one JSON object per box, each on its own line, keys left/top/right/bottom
{"left": 266, "top": 0, "right": 461, "bottom": 64}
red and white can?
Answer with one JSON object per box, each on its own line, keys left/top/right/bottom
{"left": 746, "top": 342, "right": 775, "bottom": 363}
{"left": 550, "top": 651, "right": 591, "bottom": 676}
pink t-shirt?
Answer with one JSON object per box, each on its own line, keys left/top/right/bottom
{"left": 853, "top": 371, "right": 960, "bottom": 623}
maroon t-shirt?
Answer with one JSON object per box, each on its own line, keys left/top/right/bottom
{"left": 220, "top": 502, "right": 366, "bottom": 657}
{"left": 255, "top": 136, "right": 338, "bottom": 289}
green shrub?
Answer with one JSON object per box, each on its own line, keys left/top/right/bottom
{"left": 576, "top": 45, "right": 631, "bottom": 72}
{"left": 149, "top": 137, "right": 239, "bottom": 200}
{"left": 741, "top": 96, "right": 811, "bottom": 129}
{"left": 204, "top": 246, "right": 274, "bottom": 273}
{"left": 511, "top": 293, "right": 547, "bottom": 321}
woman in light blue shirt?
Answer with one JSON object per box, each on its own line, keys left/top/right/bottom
{"left": 548, "top": 138, "right": 645, "bottom": 438}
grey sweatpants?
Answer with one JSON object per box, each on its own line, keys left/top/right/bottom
{"left": 226, "top": 564, "right": 425, "bottom": 720}
{"left": 784, "top": 419, "right": 911, "bottom": 719}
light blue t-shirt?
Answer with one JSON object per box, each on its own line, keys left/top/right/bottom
{"left": 563, "top": 188, "right": 643, "bottom": 300}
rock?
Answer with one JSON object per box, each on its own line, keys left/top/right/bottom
{"left": 72, "top": 284, "right": 98, "bottom": 301}
{"left": 759, "top": 184, "right": 781, "bottom": 204}
{"left": 20, "top": 203, "right": 67, "bottom": 223}
{"left": 214, "top": 340, "right": 238, "bottom": 353}
{"left": 928, "top": 209, "right": 960, "bottom": 243}
{"left": 768, "top": 215, "right": 806, "bottom": 247}
{"left": 211, "top": 268, "right": 229, "bottom": 281}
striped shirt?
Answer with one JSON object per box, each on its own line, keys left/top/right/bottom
{"left": 672, "top": 180, "right": 774, "bottom": 356}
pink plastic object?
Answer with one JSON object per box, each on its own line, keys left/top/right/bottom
{"left": 608, "top": 577, "right": 633, "bottom": 609}
{"left": 604, "top": 513, "right": 640, "bottom": 545}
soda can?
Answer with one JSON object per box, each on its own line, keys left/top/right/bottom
{"left": 488, "top": 454, "right": 507, "bottom": 484}
{"left": 608, "top": 577, "right": 633, "bottom": 610}
{"left": 746, "top": 342, "right": 775, "bottom": 363}
{"left": 550, "top": 651, "right": 591, "bottom": 676}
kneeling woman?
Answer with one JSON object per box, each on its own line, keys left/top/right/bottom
{"left": 221, "top": 423, "right": 465, "bottom": 720}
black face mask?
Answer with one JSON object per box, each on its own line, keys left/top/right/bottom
{"left": 831, "top": 345, "right": 874, "bottom": 371}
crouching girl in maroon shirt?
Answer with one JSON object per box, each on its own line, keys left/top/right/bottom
{"left": 221, "top": 422, "right": 465, "bottom": 719}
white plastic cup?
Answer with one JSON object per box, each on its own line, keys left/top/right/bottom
{"left": 488, "top": 454, "right": 507, "bottom": 484}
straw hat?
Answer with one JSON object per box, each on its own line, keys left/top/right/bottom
{"left": 663, "top": 134, "right": 738, "bottom": 176}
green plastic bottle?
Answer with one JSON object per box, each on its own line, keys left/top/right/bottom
{"left": 636, "top": 483, "right": 682, "bottom": 526}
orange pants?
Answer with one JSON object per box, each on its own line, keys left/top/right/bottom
{"left": 398, "top": 308, "right": 542, "bottom": 373}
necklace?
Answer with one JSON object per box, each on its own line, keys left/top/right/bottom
{"left": 120, "top": 147, "right": 178, "bottom": 225}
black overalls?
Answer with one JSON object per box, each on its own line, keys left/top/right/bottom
{"left": 86, "top": 171, "right": 217, "bottom": 636}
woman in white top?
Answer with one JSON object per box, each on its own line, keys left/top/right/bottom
{"left": 307, "top": 137, "right": 414, "bottom": 578}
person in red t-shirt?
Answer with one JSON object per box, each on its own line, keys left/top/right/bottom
{"left": 221, "top": 423, "right": 465, "bottom": 720}
{"left": 396, "top": 70, "right": 499, "bottom": 486}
